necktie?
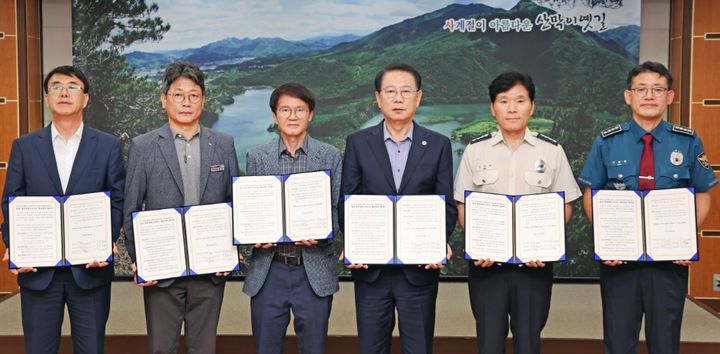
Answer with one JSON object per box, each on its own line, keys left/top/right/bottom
{"left": 639, "top": 133, "right": 655, "bottom": 190}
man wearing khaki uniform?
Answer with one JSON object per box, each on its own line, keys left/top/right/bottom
{"left": 454, "top": 72, "right": 580, "bottom": 354}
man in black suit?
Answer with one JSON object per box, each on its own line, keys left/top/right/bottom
{"left": 1, "top": 65, "right": 125, "bottom": 354}
{"left": 339, "top": 63, "right": 457, "bottom": 354}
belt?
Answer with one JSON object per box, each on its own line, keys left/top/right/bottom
{"left": 273, "top": 254, "right": 303, "bottom": 265}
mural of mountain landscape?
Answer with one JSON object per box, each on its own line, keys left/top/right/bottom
{"left": 73, "top": 0, "right": 640, "bottom": 278}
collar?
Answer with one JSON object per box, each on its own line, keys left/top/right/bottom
{"left": 51, "top": 121, "right": 84, "bottom": 141}
{"left": 383, "top": 120, "right": 413, "bottom": 142}
{"left": 629, "top": 119, "right": 667, "bottom": 143}
{"left": 278, "top": 134, "right": 309, "bottom": 157}
{"left": 490, "top": 127, "right": 534, "bottom": 147}
{"left": 170, "top": 125, "right": 200, "bottom": 140}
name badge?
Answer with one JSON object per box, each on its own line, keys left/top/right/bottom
{"left": 210, "top": 164, "right": 225, "bottom": 172}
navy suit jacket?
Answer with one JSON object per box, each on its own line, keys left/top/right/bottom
{"left": 338, "top": 121, "right": 457, "bottom": 286}
{"left": 1, "top": 124, "right": 125, "bottom": 291}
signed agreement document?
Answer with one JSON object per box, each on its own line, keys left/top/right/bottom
{"left": 232, "top": 170, "right": 332, "bottom": 244}
{"left": 9, "top": 192, "right": 112, "bottom": 268}
{"left": 591, "top": 188, "right": 697, "bottom": 262}
{"left": 464, "top": 191, "right": 566, "bottom": 264}
{"left": 133, "top": 203, "right": 240, "bottom": 282}
{"left": 343, "top": 195, "right": 446, "bottom": 265}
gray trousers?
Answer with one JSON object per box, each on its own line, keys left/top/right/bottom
{"left": 143, "top": 276, "right": 225, "bottom": 354}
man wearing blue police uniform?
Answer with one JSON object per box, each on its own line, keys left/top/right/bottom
{"left": 578, "top": 61, "right": 717, "bottom": 354}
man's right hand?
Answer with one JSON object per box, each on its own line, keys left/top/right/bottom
{"left": 3, "top": 249, "right": 37, "bottom": 275}
{"left": 602, "top": 260, "right": 625, "bottom": 267}
{"left": 338, "top": 252, "right": 368, "bottom": 269}
{"left": 131, "top": 263, "right": 158, "bottom": 287}
{"left": 473, "top": 258, "right": 499, "bottom": 268}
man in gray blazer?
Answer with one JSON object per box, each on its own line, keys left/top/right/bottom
{"left": 243, "top": 83, "right": 342, "bottom": 354}
{"left": 123, "top": 61, "right": 239, "bottom": 354}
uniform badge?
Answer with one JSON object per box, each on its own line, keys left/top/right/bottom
{"left": 613, "top": 182, "right": 626, "bottom": 190}
{"left": 670, "top": 150, "right": 683, "bottom": 166}
{"left": 697, "top": 152, "right": 711, "bottom": 169}
{"left": 534, "top": 159, "right": 546, "bottom": 173}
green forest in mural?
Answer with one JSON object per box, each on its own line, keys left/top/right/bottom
{"left": 73, "top": 0, "right": 639, "bottom": 279}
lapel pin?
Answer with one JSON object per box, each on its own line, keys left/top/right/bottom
{"left": 422, "top": 140, "right": 427, "bottom": 146}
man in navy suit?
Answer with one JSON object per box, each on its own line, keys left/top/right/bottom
{"left": 1, "top": 65, "right": 125, "bottom": 354}
{"left": 339, "top": 63, "right": 457, "bottom": 354}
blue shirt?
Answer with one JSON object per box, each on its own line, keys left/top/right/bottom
{"left": 578, "top": 119, "right": 718, "bottom": 192}
{"left": 383, "top": 121, "right": 413, "bottom": 190}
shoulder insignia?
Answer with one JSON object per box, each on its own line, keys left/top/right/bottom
{"left": 535, "top": 133, "right": 558, "bottom": 145}
{"left": 600, "top": 124, "right": 623, "bottom": 138}
{"left": 470, "top": 133, "right": 492, "bottom": 144}
{"left": 671, "top": 124, "right": 695, "bottom": 136}
{"left": 697, "top": 152, "right": 711, "bottom": 169}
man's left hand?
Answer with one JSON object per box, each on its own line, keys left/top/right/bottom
{"left": 424, "top": 244, "right": 452, "bottom": 270}
{"left": 86, "top": 243, "right": 119, "bottom": 269}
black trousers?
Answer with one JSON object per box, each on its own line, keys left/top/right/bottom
{"left": 468, "top": 263, "right": 553, "bottom": 354}
{"left": 600, "top": 262, "right": 688, "bottom": 354}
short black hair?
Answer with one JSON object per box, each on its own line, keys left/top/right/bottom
{"left": 374, "top": 63, "right": 422, "bottom": 91}
{"left": 269, "top": 83, "right": 316, "bottom": 112}
{"left": 488, "top": 71, "right": 535, "bottom": 102}
{"left": 162, "top": 61, "right": 205, "bottom": 94}
{"left": 43, "top": 65, "right": 90, "bottom": 94}
{"left": 626, "top": 61, "right": 673, "bottom": 90}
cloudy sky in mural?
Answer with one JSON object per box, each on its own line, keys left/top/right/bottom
{"left": 125, "top": 0, "right": 640, "bottom": 52}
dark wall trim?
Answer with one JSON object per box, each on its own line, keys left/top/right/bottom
{"left": 17, "top": 0, "right": 28, "bottom": 135}
{"left": 680, "top": 0, "right": 693, "bottom": 127}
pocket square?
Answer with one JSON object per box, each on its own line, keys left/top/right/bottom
{"left": 210, "top": 164, "right": 225, "bottom": 172}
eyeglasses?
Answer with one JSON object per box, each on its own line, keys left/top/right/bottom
{"left": 277, "top": 107, "right": 309, "bottom": 119}
{"left": 48, "top": 83, "right": 84, "bottom": 94}
{"left": 168, "top": 92, "right": 202, "bottom": 103}
{"left": 379, "top": 87, "right": 419, "bottom": 99}
{"left": 629, "top": 87, "right": 668, "bottom": 97}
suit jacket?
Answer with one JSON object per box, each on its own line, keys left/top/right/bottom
{"left": 338, "top": 121, "right": 457, "bottom": 286}
{"left": 1, "top": 124, "right": 125, "bottom": 291}
{"left": 123, "top": 123, "right": 239, "bottom": 288}
{"left": 242, "top": 135, "right": 342, "bottom": 298}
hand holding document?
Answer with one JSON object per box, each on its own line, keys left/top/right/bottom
{"left": 464, "top": 192, "right": 566, "bottom": 264}
{"left": 8, "top": 192, "right": 112, "bottom": 269}
{"left": 591, "top": 188, "right": 698, "bottom": 262}
{"left": 343, "top": 195, "right": 446, "bottom": 265}
{"left": 133, "top": 203, "right": 240, "bottom": 282}
{"left": 233, "top": 170, "right": 333, "bottom": 244}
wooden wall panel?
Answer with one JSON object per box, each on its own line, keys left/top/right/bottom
{"left": 671, "top": 0, "right": 683, "bottom": 38}
{"left": 693, "top": 0, "right": 720, "bottom": 35}
{"left": 670, "top": 37, "right": 683, "bottom": 102}
{"left": 25, "top": 0, "right": 39, "bottom": 38}
{"left": 27, "top": 38, "right": 41, "bottom": 101}
{"left": 0, "top": 40, "right": 18, "bottom": 100}
{"left": 0, "top": 104, "right": 19, "bottom": 160}
{"left": 691, "top": 39, "right": 720, "bottom": 102}
{"left": 689, "top": 105, "right": 720, "bottom": 159}
{"left": 689, "top": 184, "right": 720, "bottom": 297}
{"left": 687, "top": 0, "right": 720, "bottom": 299}
{"left": 28, "top": 102, "right": 42, "bottom": 131}
{"left": 0, "top": 1, "right": 15, "bottom": 34}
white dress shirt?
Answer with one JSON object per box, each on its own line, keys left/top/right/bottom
{"left": 51, "top": 122, "right": 84, "bottom": 193}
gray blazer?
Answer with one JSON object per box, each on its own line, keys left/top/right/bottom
{"left": 242, "top": 135, "right": 342, "bottom": 298}
{"left": 123, "top": 123, "right": 239, "bottom": 287}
